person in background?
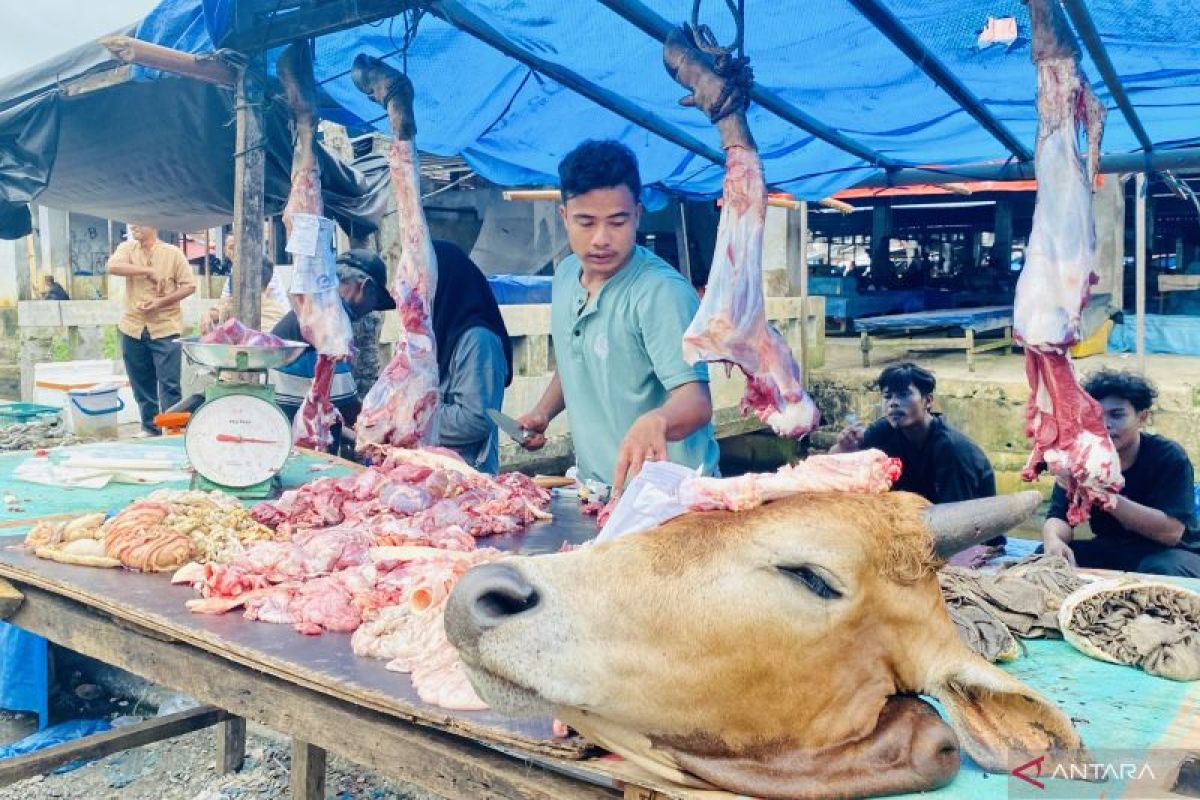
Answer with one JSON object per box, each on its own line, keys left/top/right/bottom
{"left": 831, "top": 362, "right": 999, "bottom": 541}
{"left": 201, "top": 258, "right": 289, "bottom": 333}
{"left": 429, "top": 240, "right": 513, "bottom": 474}
{"left": 106, "top": 224, "right": 196, "bottom": 437}
{"left": 269, "top": 249, "right": 393, "bottom": 450}
{"left": 515, "top": 140, "right": 718, "bottom": 493}
{"left": 41, "top": 275, "right": 69, "bottom": 300}
{"left": 1042, "top": 370, "right": 1199, "bottom": 577}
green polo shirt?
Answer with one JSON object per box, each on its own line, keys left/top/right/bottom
{"left": 551, "top": 246, "right": 720, "bottom": 485}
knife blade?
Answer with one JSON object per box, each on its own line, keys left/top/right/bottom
{"left": 487, "top": 408, "right": 531, "bottom": 445}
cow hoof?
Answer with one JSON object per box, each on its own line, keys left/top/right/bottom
{"left": 351, "top": 54, "right": 416, "bottom": 138}
{"left": 276, "top": 43, "right": 318, "bottom": 122}
{"left": 662, "top": 24, "right": 751, "bottom": 122}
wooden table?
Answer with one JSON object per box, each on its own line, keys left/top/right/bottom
{"left": 856, "top": 306, "right": 1014, "bottom": 371}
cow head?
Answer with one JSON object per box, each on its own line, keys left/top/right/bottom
{"left": 446, "top": 491, "right": 1085, "bottom": 799}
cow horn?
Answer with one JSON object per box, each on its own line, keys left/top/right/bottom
{"left": 923, "top": 491, "right": 1042, "bottom": 559}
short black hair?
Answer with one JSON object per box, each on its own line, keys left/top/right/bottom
{"left": 1082, "top": 368, "right": 1157, "bottom": 412}
{"left": 261, "top": 258, "right": 274, "bottom": 287}
{"left": 877, "top": 362, "right": 936, "bottom": 396}
{"left": 558, "top": 140, "right": 641, "bottom": 202}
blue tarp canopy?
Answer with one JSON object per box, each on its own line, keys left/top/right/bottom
{"left": 132, "top": 0, "right": 1200, "bottom": 199}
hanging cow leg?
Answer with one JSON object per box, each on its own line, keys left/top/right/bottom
{"left": 350, "top": 56, "right": 440, "bottom": 452}
{"left": 663, "top": 26, "right": 819, "bottom": 438}
{"left": 278, "top": 42, "right": 353, "bottom": 451}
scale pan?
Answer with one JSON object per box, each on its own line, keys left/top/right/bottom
{"left": 179, "top": 337, "right": 309, "bottom": 370}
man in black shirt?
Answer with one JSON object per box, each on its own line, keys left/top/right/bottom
{"left": 1042, "top": 369, "right": 1199, "bottom": 577}
{"left": 831, "top": 363, "right": 998, "bottom": 538}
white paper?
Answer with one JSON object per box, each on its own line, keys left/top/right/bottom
{"left": 285, "top": 213, "right": 321, "bottom": 257}
{"left": 596, "top": 460, "right": 697, "bottom": 542}
{"left": 289, "top": 216, "right": 338, "bottom": 295}
{"left": 977, "top": 16, "right": 1017, "bottom": 48}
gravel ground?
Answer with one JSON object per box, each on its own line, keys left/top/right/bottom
{"left": 1, "top": 723, "right": 445, "bottom": 800}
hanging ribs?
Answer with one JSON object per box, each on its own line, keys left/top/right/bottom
{"left": 663, "top": 25, "right": 819, "bottom": 438}
{"left": 350, "top": 56, "right": 441, "bottom": 452}
{"left": 278, "top": 44, "right": 355, "bottom": 451}
{"left": 1016, "top": 0, "right": 1122, "bottom": 523}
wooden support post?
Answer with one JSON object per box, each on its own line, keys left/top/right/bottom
{"left": 1135, "top": 172, "right": 1147, "bottom": 373}
{"left": 216, "top": 716, "right": 247, "bottom": 774}
{"left": 991, "top": 198, "right": 1013, "bottom": 273}
{"left": 0, "top": 579, "right": 22, "bottom": 620}
{"left": 290, "top": 739, "right": 327, "bottom": 800}
{"left": 232, "top": 57, "right": 266, "bottom": 330}
{"left": 786, "top": 202, "right": 811, "bottom": 378}
{"left": 673, "top": 200, "right": 692, "bottom": 282}
{"left": 0, "top": 706, "right": 227, "bottom": 787}
{"left": 870, "top": 202, "right": 893, "bottom": 285}
{"left": 860, "top": 330, "right": 872, "bottom": 367}
{"left": 966, "top": 328, "right": 976, "bottom": 372}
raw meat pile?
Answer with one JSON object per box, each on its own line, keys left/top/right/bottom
{"left": 278, "top": 43, "right": 355, "bottom": 452}
{"left": 198, "top": 318, "right": 286, "bottom": 348}
{"left": 175, "top": 446, "right": 552, "bottom": 710}
{"left": 679, "top": 449, "right": 902, "bottom": 512}
{"left": 1015, "top": 0, "right": 1122, "bottom": 524}
{"left": 664, "top": 26, "right": 820, "bottom": 439}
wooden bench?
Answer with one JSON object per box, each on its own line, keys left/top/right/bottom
{"left": 856, "top": 306, "right": 1014, "bottom": 372}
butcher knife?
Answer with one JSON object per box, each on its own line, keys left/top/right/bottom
{"left": 487, "top": 409, "right": 531, "bottom": 445}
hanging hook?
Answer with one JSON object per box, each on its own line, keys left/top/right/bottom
{"left": 689, "top": 0, "right": 744, "bottom": 56}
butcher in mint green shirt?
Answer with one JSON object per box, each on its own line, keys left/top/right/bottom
{"left": 515, "top": 140, "right": 719, "bottom": 490}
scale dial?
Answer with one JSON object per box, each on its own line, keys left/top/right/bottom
{"left": 185, "top": 393, "right": 292, "bottom": 488}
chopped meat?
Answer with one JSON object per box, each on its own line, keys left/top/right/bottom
{"left": 1016, "top": 0, "right": 1122, "bottom": 523}
{"left": 198, "top": 319, "right": 286, "bottom": 347}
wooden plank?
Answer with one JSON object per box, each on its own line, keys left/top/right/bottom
{"left": 7, "top": 585, "right": 616, "bottom": 800}
{"left": 233, "top": 59, "right": 266, "bottom": 330}
{"left": 290, "top": 740, "right": 326, "bottom": 800}
{"left": 217, "top": 716, "right": 247, "bottom": 774}
{"left": 0, "top": 706, "right": 227, "bottom": 787}
{"left": 0, "top": 578, "right": 22, "bottom": 620}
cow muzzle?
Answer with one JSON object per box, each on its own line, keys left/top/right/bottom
{"left": 445, "top": 561, "right": 541, "bottom": 656}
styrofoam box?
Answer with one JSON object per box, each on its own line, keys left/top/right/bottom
{"left": 34, "top": 360, "right": 138, "bottom": 427}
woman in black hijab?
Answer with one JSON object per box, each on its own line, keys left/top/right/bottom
{"left": 430, "top": 240, "right": 513, "bottom": 473}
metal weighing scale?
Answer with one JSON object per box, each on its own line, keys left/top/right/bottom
{"left": 178, "top": 336, "right": 308, "bottom": 499}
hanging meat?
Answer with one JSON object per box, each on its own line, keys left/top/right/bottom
{"left": 1015, "top": 0, "right": 1122, "bottom": 524}
{"left": 349, "top": 56, "right": 440, "bottom": 452}
{"left": 277, "top": 44, "right": 355, "bottom": 451}
{"left": 663, "top": 24, "right": 820, "bottom": 439}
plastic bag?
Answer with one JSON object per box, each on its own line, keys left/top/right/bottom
{"left": 0, "top": 718, "right": 112, "bottom": 773}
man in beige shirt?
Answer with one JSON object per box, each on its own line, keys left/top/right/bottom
{"left": 106, "top": 224, "right": 196, "bottom": 436}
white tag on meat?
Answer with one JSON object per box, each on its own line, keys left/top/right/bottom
{"left": 284, "top": 212, "right": 323, "bottom": 258}
{"left": 288, "top": 215, "right": 337, "bottom": 294}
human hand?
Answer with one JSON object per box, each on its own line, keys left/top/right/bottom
{"left": 137, "top": 297, "right": 161, "bottom": 313}
{"left": 514, "top": 410, "right": 549, "bottom": 451}
{"left": 835, "top": 423, "right": 865, "bottom": 452}
{"left": 612, "top": 410, "right": 668, "bottom": 494}
{"left": 1042, "top": 537, "right": 1077, "bottom": 568}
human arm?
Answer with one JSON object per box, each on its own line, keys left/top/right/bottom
{"left": 106, "top": 244, "right": 155, "bottom": 279}
{"left": 1041, "top": 485, "right": 1076, "bottom": 566}
{"left": 828, "top": 424, "right": 866, "bottom": 454}
{"left": 1106, "top": 496, "right": 1186, "bottom": 547}
{"left": 137, "top": 284, "right": 194, "bottom": 313}
{"left": 515, "top": 371, "right": 565, "bottom": 452}
{"left": 435, "top": 329, "right": 506, "bottom": 449}
{"left": 612, "top": 380, "right": 712, "bottom": 493}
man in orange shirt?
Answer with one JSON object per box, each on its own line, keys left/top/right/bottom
{"left": 106, "top": 224, "right": 196, "bottom": 436}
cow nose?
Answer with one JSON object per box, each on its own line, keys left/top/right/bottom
{"left": 446, "top": 562, "right": 540, "bottom": 652}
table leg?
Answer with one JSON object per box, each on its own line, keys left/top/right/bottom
{"left": 216, "top": 716, "right": 246, "bottom": 774}
{"left": 1004, "top": 325, "right": 1013, "bottom": 355}
{"left": 860, "top": 330, "right": 871, "bottom": 367}
{"left": 290, "top": 739, "right": 326, "bottom": 800}
{"left": 966, "top": 329, "right": 976, "bottom": 372}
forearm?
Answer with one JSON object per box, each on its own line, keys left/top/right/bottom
{"left": 436, "top": 402, "right": 491, "bottom": 447}
{"left": 1108, "top": 496, "right": 1185, "bottom": 547}
{"left": 106, "top": 260, "right": 147, "bottom": 277}
{"left": 1042, "top": 517, "right": 1073, "bottom": 545}
{"left": 533, "top": 372, "right": 566, "bottom": 420}
{"left": 162, "top": 285, "right": 195, "bottom": 305}
{"left": 651, "top": 381, "right": 712, "bottom": 441}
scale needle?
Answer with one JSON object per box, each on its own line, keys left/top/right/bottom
{"left": 216, "top": 434, "right": 280, "bottom": 444}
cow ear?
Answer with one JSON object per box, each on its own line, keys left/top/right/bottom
{"left": 925, "top": 657, "right": 1086, "bottom": 773}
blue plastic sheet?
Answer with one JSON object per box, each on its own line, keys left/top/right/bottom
{"left": 0, "top": 622, "right": 48, "bottom": 729}
{"left": 0, "top": 719, "right": 112, "bottom": 773}
{"left": 132, "top": 0, "right": 1200, "bottom": 200}
{"left": 1109, "top": 315, "right": 1200, "bottom": 355}
{"left": 487, "top": 274, "right": 552, "bottom": 305}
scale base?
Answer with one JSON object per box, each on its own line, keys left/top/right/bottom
{"left": 191, "top": 474, "right": 282, "bottom": 500}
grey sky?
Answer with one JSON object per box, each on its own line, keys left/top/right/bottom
{"left": 0, "top": 0, "right": 161, "bottom": 79}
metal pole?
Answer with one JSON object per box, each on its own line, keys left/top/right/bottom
{"left": 232, "top": 57, "right": 265, "bottom": 329}
{"left": 674, "top": 200, "right": 692, "bottom": 282}
{"left": 798, "top": 200, "right": 809, "bottom": 379}
{"left": 1135, "top": 172, "right": 1146, "bottom": 372}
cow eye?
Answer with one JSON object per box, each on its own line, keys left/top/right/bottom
{"left": 778, "top": 565, "right": 842, "bottom": 600}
